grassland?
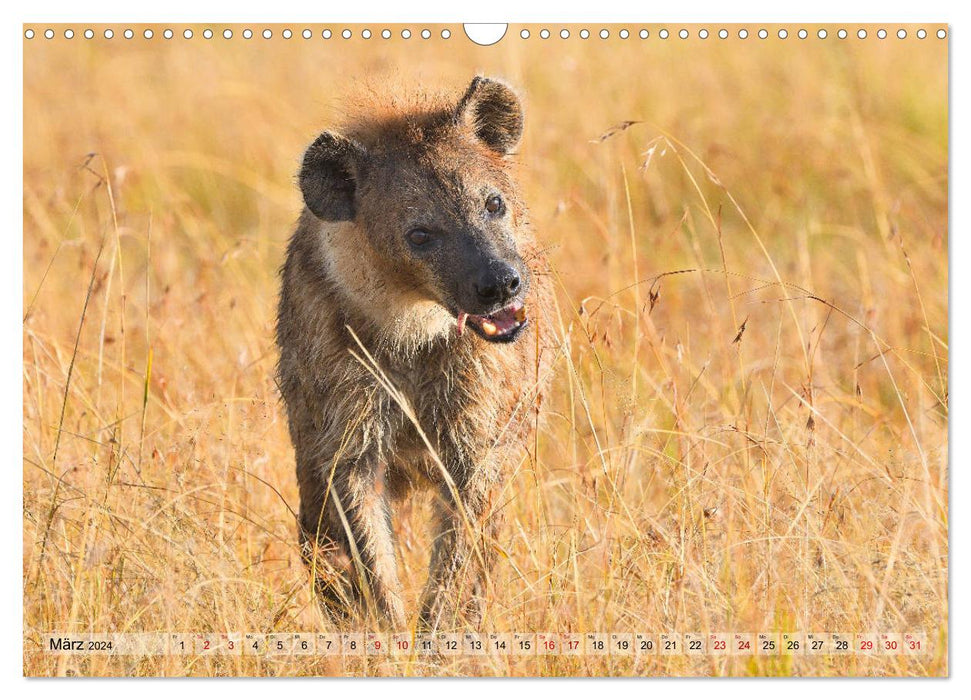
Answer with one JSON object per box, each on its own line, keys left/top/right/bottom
{"left": 22, "top": 23, "right": 948, "bottom": 676}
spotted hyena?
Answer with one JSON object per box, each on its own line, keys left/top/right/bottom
{"left": 276, "top": 76, "right": 555, "bottom": 630}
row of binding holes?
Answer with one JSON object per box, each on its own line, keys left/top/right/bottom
{"left": 519, "top": 27, "right": 945, "bottom": 40}
{"left": 25, "top": 27, "right": 948, "bottom": 40}
{"left": 23, "top": 27, "right": 455, "bottom": 40}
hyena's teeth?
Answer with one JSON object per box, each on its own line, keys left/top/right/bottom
{"left": 514, "top": 306, "right": 527, "bottom": 323}
{"left": 457, "top": 312, "right": 468, "bottom": 336}
{"left": 481, "top": 320, "right": 498, "bottom": 336}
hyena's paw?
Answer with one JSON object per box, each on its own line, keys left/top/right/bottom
{"left": 418, "top": 587, "right": 485, "bottom": 633}
{"left": 299, "top": 538, "right": 359, "bottom": 624}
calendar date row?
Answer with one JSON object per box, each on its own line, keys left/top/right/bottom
{"left": 43, "top": 631, "right": 929, "bottom": 657}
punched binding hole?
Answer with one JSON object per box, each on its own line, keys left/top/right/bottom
{"left": 464, "top": 23, "right": 507, "bottom": 46}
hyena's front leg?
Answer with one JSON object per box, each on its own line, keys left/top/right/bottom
{"left": 298, "top": 455, "right": 405, "bottom": 628}
{"left": 419, "top": 480, "right": 499, "bottom": 631}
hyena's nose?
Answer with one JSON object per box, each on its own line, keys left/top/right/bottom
{"left": 476, "top": 263, "right": 521, "bottom": 306}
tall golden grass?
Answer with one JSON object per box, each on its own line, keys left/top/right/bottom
{"left": 23, "top": 24, "right": 947, "bottom": 676}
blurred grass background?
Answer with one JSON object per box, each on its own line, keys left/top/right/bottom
{"left": 22, "top": 24, "right": 947, "bottom": 676}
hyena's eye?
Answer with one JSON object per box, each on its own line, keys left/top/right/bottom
{"left": 406, "top": 228, "right": 434, "bottom": 247}
{"left": 485, "top": 194, "right": 505, "bottom": 216}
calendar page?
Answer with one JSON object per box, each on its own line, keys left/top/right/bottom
{"left": 21, "top": 17, "right": 948, "bottom": 678}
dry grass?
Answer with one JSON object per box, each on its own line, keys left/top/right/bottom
{"left": 22, "top": 24, "right": 948, "bottom": 677}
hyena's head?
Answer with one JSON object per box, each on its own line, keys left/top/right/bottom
{"left": 299, "top": 77, "right": 532, "bottom": 344}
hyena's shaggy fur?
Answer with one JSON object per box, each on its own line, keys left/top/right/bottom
{"left": 276, "top": 77, "right": 555, "bottom": 630}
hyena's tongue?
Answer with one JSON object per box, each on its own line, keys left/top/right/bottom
{"left": 482, "top": 301, "right": 526, "bottom": 335}
{"left": 457, "top": 300, "right": 527, "bottom": 338}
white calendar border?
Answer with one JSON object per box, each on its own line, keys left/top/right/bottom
{"left": 7, "top": 0, "right": 962, "bottom": 697}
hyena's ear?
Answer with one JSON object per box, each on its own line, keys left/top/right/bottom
{"left": 299, "top": 131, "right": 367, "bottom": 221}
{"left": 454, "top": 76, "right": 524, "bottom": 155}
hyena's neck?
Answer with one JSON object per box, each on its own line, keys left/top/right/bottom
{"left": 305, "top": 214, "right": 458, "bottom": 357}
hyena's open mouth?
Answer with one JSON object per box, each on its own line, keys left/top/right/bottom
{"left": 456, "top": 300, "right": 528, "bottom": 344}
